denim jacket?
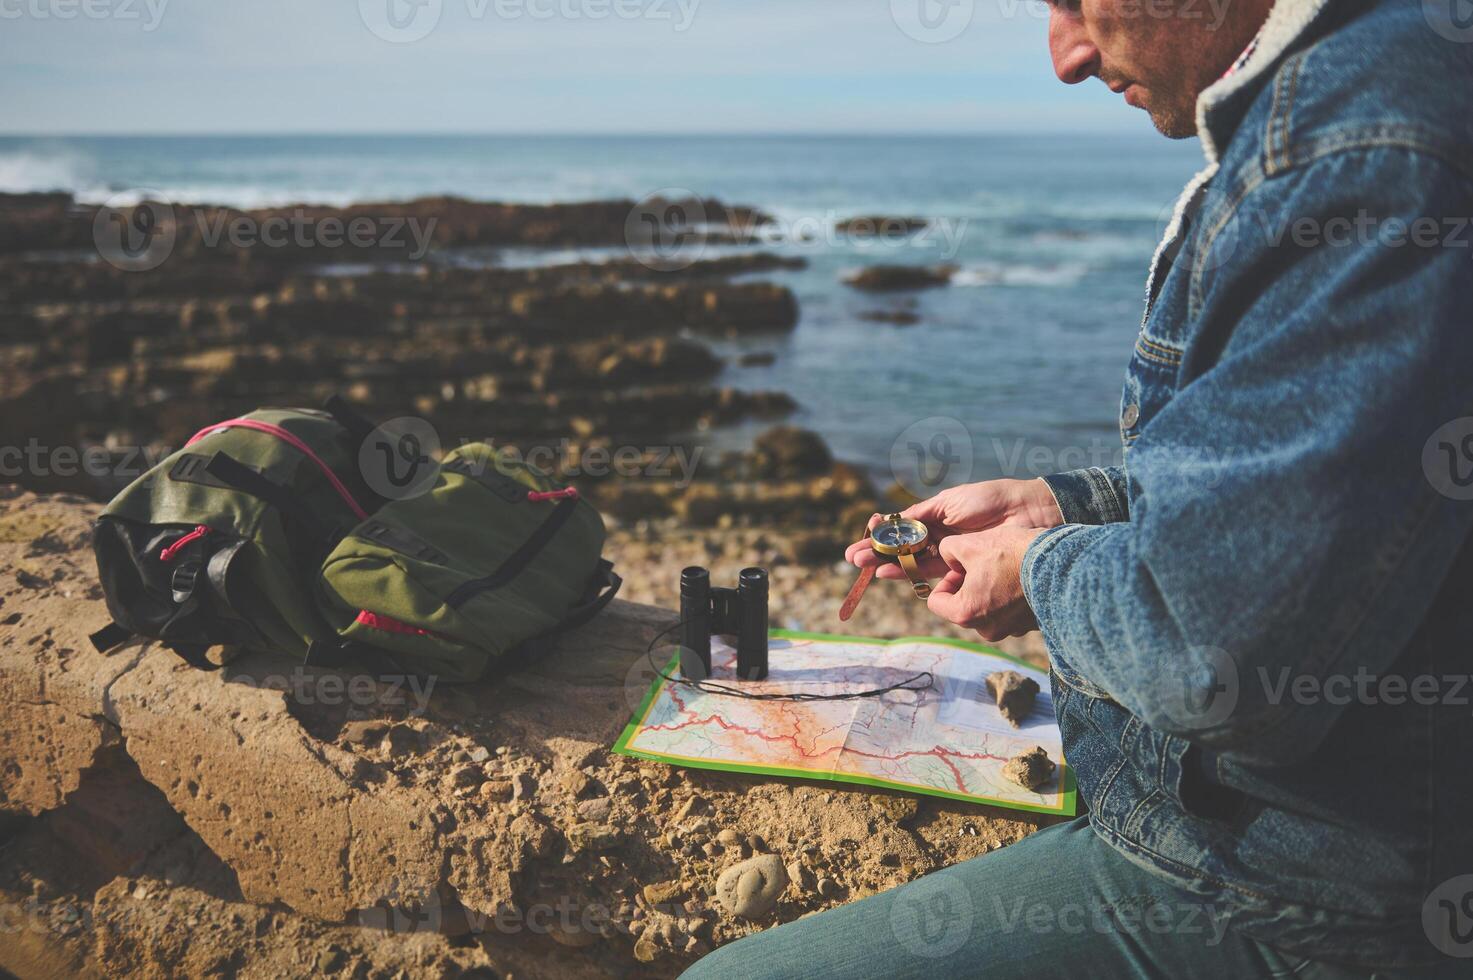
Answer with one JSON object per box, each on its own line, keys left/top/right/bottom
{"left": 1025, "top": 0, "right": 1473, "bottom": 967}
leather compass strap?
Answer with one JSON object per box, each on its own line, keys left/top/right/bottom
{"left": 839, "top": 565, "right": 877, "bottom": 622}
{"left": 897, "top": 552, "right": 932, "bottom": 599}
{"left": 840, "top": 526, "right": 877, "bottom": 622}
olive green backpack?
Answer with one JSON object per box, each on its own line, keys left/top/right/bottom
{"left": 89, "top": 398, "right": 620, "bottom": 682}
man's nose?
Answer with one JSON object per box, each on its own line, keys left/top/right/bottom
{"left": 1048, "top": 11, "right": 1100, "bottom": 85}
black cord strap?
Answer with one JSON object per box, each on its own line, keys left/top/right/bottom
{"left": 642, "top": 622, "right": 934, "bottom": 703}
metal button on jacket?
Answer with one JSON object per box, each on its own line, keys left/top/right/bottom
{"left": 1121, "top": 403, "right": 1140, "bottom": 428}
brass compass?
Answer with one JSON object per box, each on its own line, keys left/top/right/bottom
{"left": 839, "top": 514, "right": 933, "bottom": 621}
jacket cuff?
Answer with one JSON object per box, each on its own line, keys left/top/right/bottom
{"left": 1040, "top": 467, "right": 1128, "bottom": 525}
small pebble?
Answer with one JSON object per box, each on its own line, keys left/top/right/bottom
{"left": 1002, "top": 746, "right": 1056, "bottom": 791}
{"left": 480, "top": 780, "right": 514, "bottom": 802}
{"left": 715, "top": 854, "right": 789, "bottom": 920}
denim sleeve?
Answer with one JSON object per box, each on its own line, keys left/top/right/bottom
{"left": 1041, "top": 467, "right": 1129, "bottom": 524}
{"left": 1022, "top": 149, "right": 1473, "bottom": 767}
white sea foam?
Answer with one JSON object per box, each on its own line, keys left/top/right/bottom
{"left": 0, "top": 146, "right": 102, "bottom": 198}
{"left": 950, "top": 261, "right": 1088, "bottom": 288}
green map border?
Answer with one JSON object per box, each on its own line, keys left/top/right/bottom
{"left": 611, "top": 628, "right": 1078, "bottom": 817}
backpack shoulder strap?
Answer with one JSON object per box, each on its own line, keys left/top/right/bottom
{"left": 87, "top": 623, "right": 223, "bottom": 671}
{"left": 89, "top": 621, "right": 134, "bottom": 653}
{"left": 551, "top": 560, "right": 622, "bottom": 635}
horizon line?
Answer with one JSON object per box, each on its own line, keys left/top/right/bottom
{"left": 0, "top": 129, "right": 1168, "bottom": 140}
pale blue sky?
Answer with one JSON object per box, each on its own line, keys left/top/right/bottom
{"left": 1, "top": 0, "right": 1153, "bottom": 134}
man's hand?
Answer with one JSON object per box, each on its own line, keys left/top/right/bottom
{"left": 843, "top": 478, "right": 1063, "bottom": 582}
{"left": 925, "top": 525, "right": 1046, "bottom": 641}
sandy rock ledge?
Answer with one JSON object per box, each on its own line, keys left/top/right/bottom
{"left": 0, "top": 489, "right": 1053, "bottom": 978}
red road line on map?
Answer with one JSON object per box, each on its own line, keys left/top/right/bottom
{"left": 651, "top": 686, "right": 1008, "bottom": 793}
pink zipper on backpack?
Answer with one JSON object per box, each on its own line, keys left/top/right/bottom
{"left": 527, "top": 487, "right": 578, "bottom": 502}
{"left": 187, "top": 418, "right": 370, "bottom": 521}
{"left": 159, "top": 524, "right": 212, "bottom": 562}
{"left": 354, "top": 609, "right": 450, "bottom": 640}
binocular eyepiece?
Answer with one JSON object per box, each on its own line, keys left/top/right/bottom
{"left": 679, "top": 566, "right": 769, "bottom": 682}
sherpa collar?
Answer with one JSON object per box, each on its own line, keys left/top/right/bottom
{"left": 1144, "top": 0, "right": 1337, "bottom": 317}
{"left": 1194, "top": 0, "right": 1337, "bottom": 164}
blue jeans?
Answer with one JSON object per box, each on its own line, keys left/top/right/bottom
{"left": 680, "top": 818, "right": 1464, "bottom": 979}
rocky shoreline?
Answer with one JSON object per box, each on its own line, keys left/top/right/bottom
{"left": 0, "top": 192, "right": 877, "bottom": 532}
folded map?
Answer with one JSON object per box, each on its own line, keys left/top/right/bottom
{"left": 614, "top": 630, "right": 1076, "bottom": 816}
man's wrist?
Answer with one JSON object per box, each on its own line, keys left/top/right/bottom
{"left": 1023, "top": 478, "right": 1066, "bottom": 529}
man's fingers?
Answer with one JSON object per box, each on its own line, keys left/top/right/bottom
{"left": 926, "top": 583, "right": 970, "bottom": 624}
{"left": 929, "top": 568, "right": 965, "bottom": 595}
{"left": 936, "top": 534, "right": 969, "bottom": 569}
{"left": 900, "top": 496, "right": 942, "bottom": 522}
{"left": 843, "top": 514, "right": 888, "bottom": 565}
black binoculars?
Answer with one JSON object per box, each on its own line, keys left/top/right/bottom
{"left": 679, "top": 566, "right": 768, "bottom": 682}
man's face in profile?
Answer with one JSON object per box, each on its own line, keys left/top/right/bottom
{"left": 1045, "top": 0, "right": 1270, "bottom": 138}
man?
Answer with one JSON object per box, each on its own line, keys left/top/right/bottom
{"left": 684, "top": 0, "right": 1473, "bottom": 975}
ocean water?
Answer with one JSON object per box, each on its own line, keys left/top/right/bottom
{"left": 0, "top": 134, "right": 1205, "bottom": 490}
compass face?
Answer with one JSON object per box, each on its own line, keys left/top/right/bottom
{"left": 874, "top": 518, "right": 927, "bottom": 549}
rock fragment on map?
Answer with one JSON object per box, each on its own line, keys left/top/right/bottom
{"left": 1002, "top": 746, "right": 1055, "bottom": 791}
{"left": 985, "top": 670, "right": 1040, "bottom": 727}
{"left": 715, "top": 854, "right": 789, "bottom": 920}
